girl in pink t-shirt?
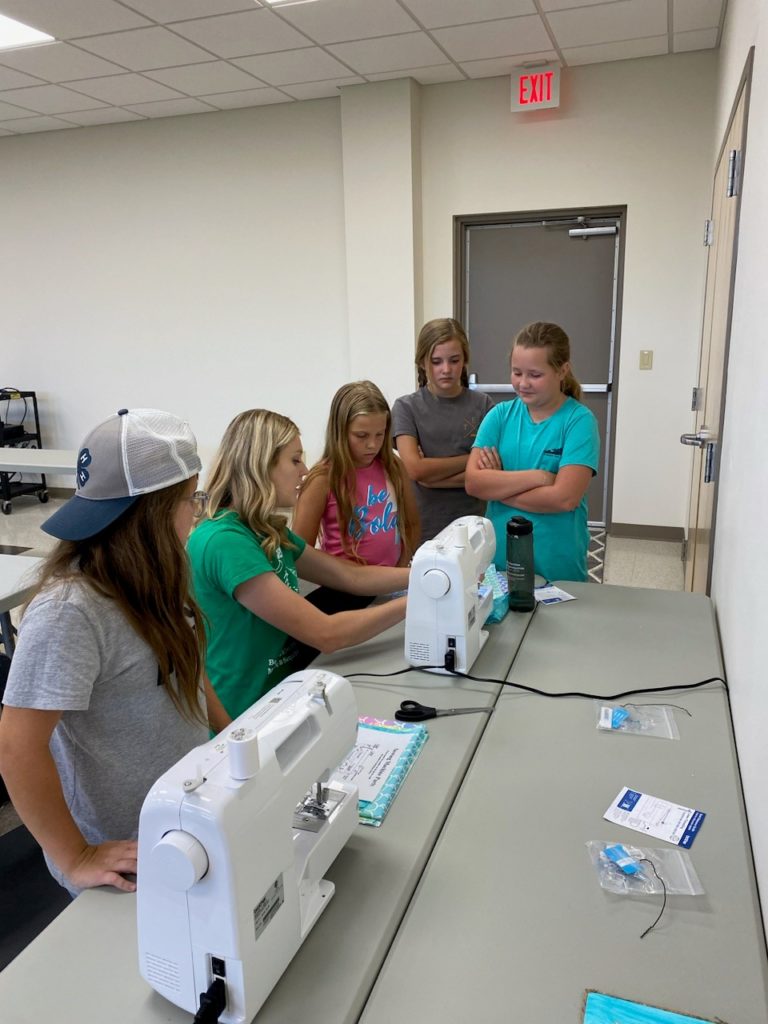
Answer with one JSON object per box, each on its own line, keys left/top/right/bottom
{"left": 294, "top": 381, "right": 419, "bottom": 572}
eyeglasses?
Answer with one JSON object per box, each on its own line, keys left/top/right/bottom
{"left": 186, "top": 490, "right": 209, "bottom": 520}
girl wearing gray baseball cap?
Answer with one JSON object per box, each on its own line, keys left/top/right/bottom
{"left": 0, "top": 409, "right": 228, "bottom": 896}
{"left": 187, "top": 409, "right": 410, "bottom": 721}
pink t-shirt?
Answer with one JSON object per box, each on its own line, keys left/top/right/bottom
{"left": 320, "top": 460, "right": 401, "bottom": 566}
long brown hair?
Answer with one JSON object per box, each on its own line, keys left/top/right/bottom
{"left": 30, "top": 480, "right": 206, "bottom": 724}
{"left": 301, "top": 381, "right": 419, "bottom": 562}
{"left": 205, "top": 409, "right": 300, "bottom": 559}
{"left": 415, "top": 318, "right": 470, "bottom": 388}
{"left": 511, "top": 321, "right": 582, "bottom": 400}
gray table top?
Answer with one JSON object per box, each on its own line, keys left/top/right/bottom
{"left": 0, "top": 610, "right": 531, "bottom": 1024}
{"left": 360, "top": 583, "right": 768, "bottom": 1024}
{"left": 0, "top": 554, "right": 43, "bottom": 614}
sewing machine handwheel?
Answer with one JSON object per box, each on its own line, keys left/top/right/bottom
{"left": 420, "top": 568, "right": 450, "bottom": 599}
{"left": 149, "top": 830, "right": 209, "bottom": 891}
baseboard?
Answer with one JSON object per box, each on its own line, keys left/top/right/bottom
{"left": 609, "top": 523, "right": 684, "bottom": 542}
{"left": 47, "top": 487, "right": 75, "bottom": 499}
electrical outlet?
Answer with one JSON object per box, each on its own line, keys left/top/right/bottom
{"left": 639, "top": 350, "right": 653, "bottom": 370}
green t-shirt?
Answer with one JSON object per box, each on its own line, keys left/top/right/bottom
{"left": 187, "top": 512, "right": 306, "bottom": 719}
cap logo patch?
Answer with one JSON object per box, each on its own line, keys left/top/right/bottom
{"left": 77, "top": 447, "right": 92, "bottom": 488}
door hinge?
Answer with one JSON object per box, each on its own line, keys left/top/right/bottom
{"left": 726, "top": 149, "right": 741, "bottom": 198}
{"left": 703, "top": 219, "right": 714, "bottom": 246}
{"left": 691, "top": 386, "right": 704, "bottom": 411}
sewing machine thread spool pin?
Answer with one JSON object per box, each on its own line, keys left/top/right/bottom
{"left": 228, "top": 726, "right": 260, "bottom": 780}
{"left": 309, "top": 677, "right": 332, "bottom": 713}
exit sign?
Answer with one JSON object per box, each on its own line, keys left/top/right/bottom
{"left": 511, "top": 64, "right": 560, "bottom": 112}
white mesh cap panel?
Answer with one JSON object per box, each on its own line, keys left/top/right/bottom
{"left": 121, "top": 409, "right": 201, "bottom": 496}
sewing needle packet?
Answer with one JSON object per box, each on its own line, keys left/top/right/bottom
{"left": 603, "top": 787, "right": 706, "bottom": 848}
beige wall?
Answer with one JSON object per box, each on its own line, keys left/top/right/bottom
{"left": 711, "top": 0, "right": 768, "bottom": 936}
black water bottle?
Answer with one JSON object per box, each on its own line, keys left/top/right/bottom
{"left": 506, "top": 516, "right": 535, "bottom": 612}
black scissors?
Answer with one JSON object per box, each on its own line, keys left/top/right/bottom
{"left": 395, "top": 700, "right": 494, "bottom": 723}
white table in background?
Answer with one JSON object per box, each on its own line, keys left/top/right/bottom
{"left": 0, "top": 554, "right": 43, "bottom": 655}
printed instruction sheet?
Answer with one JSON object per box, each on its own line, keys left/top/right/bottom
{"left": 603, "top": 787, "right": 706, "bottom": 848}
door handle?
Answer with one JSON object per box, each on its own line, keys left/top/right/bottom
{"left": 680, "top": 429, "right": 712, "bottom": 448}
{"left": 704, "top": 442, "right": 717, "bottom": 483}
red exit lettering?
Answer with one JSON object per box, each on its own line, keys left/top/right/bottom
{"left": 518, "top": 70, "right": 554, "bottom": 105}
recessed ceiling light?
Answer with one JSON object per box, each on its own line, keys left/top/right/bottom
{"left": 0, "top": 14, "right": 54, "bottom": 50}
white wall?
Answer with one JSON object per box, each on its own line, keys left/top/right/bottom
{"left": 1, "top": 99, "right": 350, "bottom": 474}
{"left": 419, "top": 53, "right": 718, "bottom": 528}
{"left": 2, "top": 54, "right": 717, "bottom": 531}
{"left": 710, "top": 0, "right": 768, "bottom": 935}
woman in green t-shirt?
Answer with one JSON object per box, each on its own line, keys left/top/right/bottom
{"left": 187, "top": 408, "right": 410, "bottom": 721}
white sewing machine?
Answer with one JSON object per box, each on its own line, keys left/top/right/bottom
{"left": 404, "top": 515, "right": 496, "bottom": 674}
{"left": 137, "top": 669, "right": 359, "bottom": 1024}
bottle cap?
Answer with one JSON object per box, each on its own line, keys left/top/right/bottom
{"left": 506, "top": 515, "right": 533, "bottom": 536}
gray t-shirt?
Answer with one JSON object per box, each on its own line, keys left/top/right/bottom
{"left": 392, "top": 387, "right": 494, "bottom": 542}
{"left": 4, "top": 578, "right": 208, "bottom": 894}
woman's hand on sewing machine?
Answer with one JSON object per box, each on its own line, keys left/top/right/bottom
{"left": 65, "top": 839, "right": 139, "bottom": 893}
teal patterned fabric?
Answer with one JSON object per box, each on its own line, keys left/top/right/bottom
{"left": 356, "top": 717, "right": 428, "bottom": 827}
{"left": 584, "top": 992, "right": 716, "bottom": 1023}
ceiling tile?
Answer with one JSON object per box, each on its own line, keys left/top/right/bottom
{"left": 124, "top": 97, "right": 218, "bottom": 117}
{"left": 169, "top": 9, "right": 311, "bottom": 59}
{"left": 0, "top": 42, "right": 126, "bottom": 82}
{"left": 563, "top": 34, "right": 668, "bottom": 66}
{"left": 74, "top": 26, "right": 213, "bottom": 71}
{"left": 0, "top": 66, "right": 44, "bottom": 90}
{"left": 327, "top": 33, "right": 446, "bottom": 74}
{"left": 548, "top": 0, "right": 667, "bottom": 49}
{"left": 281, "top": 76, "right": 366, "bottom": 100}
{"left": 461, "top": 51, "right": 558, "bottom": 79}
{"left": 0, "top": 97, "right": 33, "bottom": 119}
{"left": 539, "top": 0, "right": 626, "bottom": 9}
{"left": 233, "top": 48, "right": 351, "bottom": 86}
{"left": 199, "top": 87, "right": 292, "bottom": 108}
{"left": 66, "top": 73, "right": 186, "bottom": 105}
{"left": 277, "top": 0, "right": 419, "bottom": 44}
{"left": 673, "top": 27, "right": 719, "bottom": 53}
{"left": 0, "top": 115, "right": 72, "bottom": 132}
{"left": 146, "top": 61, "right": 261, "bottom": 94}
{"left": 673, "top": 0, "right": 723, "bottom": 33}
{"left": 366, "top": 64, "right": 465, "bottom": 85}
{"left": 0, "top": 83, "right": 107, "bottom": 114}
{"left": 123, "top": 1, "right": 257, "bottom": 22}
{"left": 432, "top": 16, "right": 552, "bottom": 62}
{"left": 56, "top": 107, "right": 146, "bottom": 126}
{"left": 0, "top": 0, "right": 151, "bottom": 38}
{"left": 401, "top": 0, "right": 535, "bottom": 29}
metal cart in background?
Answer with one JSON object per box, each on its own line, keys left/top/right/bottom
{"left": 0, "top": 389, "right": 49, "bottom": 515}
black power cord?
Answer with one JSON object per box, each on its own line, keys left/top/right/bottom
{"left": 193, "top": 978, "right": 226, "bottom": 1024}
{"left": 349, "top": 660, "right": 727, "bottom": 703}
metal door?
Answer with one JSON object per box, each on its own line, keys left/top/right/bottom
{"left": 456, "top": 208, "right": 624, "bottom": 527}
{"left": 682, "top": 67, "right": 749, "bottom": 593}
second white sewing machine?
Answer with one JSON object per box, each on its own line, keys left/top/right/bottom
{"left": 137, "top": 669, "right": 359, "bottom": 1024}
{"left": 405, "top": 515, "right": 496, "bottom": 674}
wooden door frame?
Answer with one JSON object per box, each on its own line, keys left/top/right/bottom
{"left": 453, "top": 205, "right": 626, "bottom": 531}
{"left": 696, "top": 48, "right": 754, "bottom": 592}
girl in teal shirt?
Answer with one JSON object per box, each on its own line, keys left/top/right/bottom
{"left": 466, "top": 322, "right": 599, "bottom": 582}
